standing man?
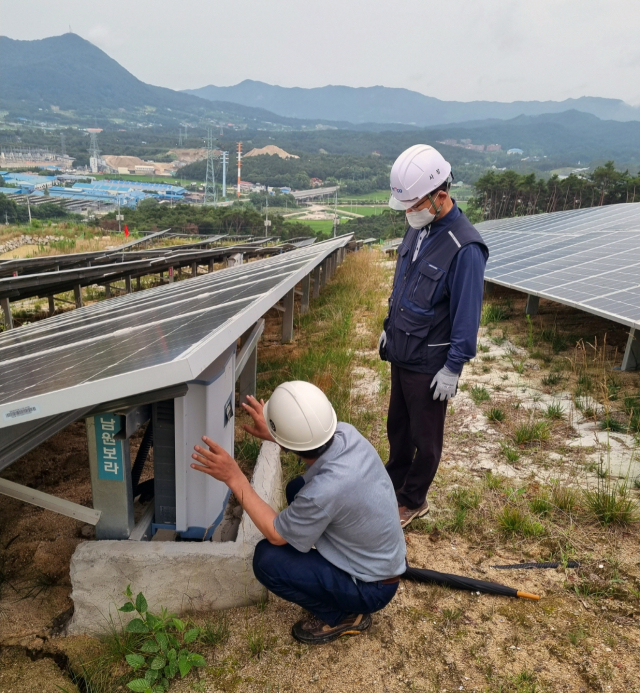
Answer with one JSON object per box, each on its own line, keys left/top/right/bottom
{"left": 379, "top": 144, "right": 488, "bottom": 527}
{"left": 191, "top": 382, "right": 406, "bottom": 644}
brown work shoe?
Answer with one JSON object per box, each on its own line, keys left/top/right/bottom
{"left": 399, "top": 500, "right": 429, "bottom": 528}
{"left": 291, "top": 613, "right": 372, "bottom": 644}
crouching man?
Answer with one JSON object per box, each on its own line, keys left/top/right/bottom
{"left": 191, "top": 381, "right": 406, "bottom": 645}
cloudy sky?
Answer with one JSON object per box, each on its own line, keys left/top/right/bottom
{"left": 3, "top": 0, "right": 640, "bottom": 105}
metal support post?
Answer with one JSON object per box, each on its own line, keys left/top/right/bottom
{"left": 0, "top": 297, "right": 13, "bottom": 330}
{"left": 525, "top": 294, "right": 539, "bottom": 316}
{"left": 136, "top": 277, "right": 141, "bottom": 291}
{"left": 301, "top": 273, "right": 311, "bottom": 314}
{"left": 105, "top": 283, "right": 111, "bottom": 298}
{"left": 484, "top": 281, "right": 494, "bottom": 295}
{"left": 621, "top": 328, "right": 640, "bottom": 371}
{"left": 48, "top": 295, "right": 55, "bottom": 316}
{"left": 208, "top": 259, "right": 214, "bottom": 273}
{"left": 191, "top": 261, "right": 198, "bottom": 277}
{"left": 125, "top": 275, "right": 132, "bottom": 294}
{"left": 282, "top": 288, "right": 295, "bottom": 343}
{"left": 313, "top": 265, "right": 321, "bottom": 298}
{"left": 320, "top": 260, "right": 328, "bottom": 288}
{"left": 86, "top": 413, "right": 135, "bottom": 539}
{"left": 168, "top": 267, "right": 174, "bottom": 283}
{"left": 73, "top": 284, "right": 83, "bottom": 308}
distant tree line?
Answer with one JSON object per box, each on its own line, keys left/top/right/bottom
{"left": 178, "top": 153, "right": 390, "bottom": 194}
{"left": 466, "top": 162, "right": 640, "bottom": 222}
{"left": 0, "top": 193, "right": 79, "bottom": 223}
{"left": 100, "top": 202, "right": 315, "bottom": 240}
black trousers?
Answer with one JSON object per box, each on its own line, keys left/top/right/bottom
{"left": 385, "top": 364, "right": 448, "bottom": 509}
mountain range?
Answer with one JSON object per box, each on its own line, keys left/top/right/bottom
{"left": 186, "top": 80, "right": 640, "bottom": 127}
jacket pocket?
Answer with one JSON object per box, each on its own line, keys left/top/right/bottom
{"left": 390, "top": 307, "right": 432, "bottom": 365}
{"left": 409, "top": 261, "right": 444, "bottom": 311}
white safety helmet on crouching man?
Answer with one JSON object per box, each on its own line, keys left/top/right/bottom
{"left": 389, "top": 144, "right": 452, "bottom": 211}
{"left": 263, "top": 381, "right": 337, "bottom": 452}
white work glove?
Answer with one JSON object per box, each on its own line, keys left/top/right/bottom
{"left": 431, "top": 366, "right": 459, "bottom": 401}
{"left": 378, "top": 330, "right": 387, "bottom": 361}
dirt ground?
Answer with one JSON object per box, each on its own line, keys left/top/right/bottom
{"left": 1, "top": 250, "right": 640, "bottom": 692}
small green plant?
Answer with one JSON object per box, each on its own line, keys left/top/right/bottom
{"left": 449, "top": 487, "right": 481, "bottom": 510}
{"left": 551, "top": 484, "right": 578, "bottom": 514}
{"left": 500, "top": 442, "right": 520, "bottom": 463}
{"left": 118, "top": 585, "right": 206, "bottom": 692}
{"left": 484, "top": 471, "right": 504, "bottom": 490}
{"left": 577, "top": 372, "right": 593, "bottom": 392}
{"left": 487, "top": 407, "right": 506, "bottom": 423}
{"left": 567, "top": 627, "right": 587, "bottom": 646}
{"left": 584, "top": 481, "right": 638, "bottom": 526}
{"left": 478, "top": 343, "right": 490, "bottom": 353}
{"left": 526, "top": 314, "right": 534, "bottom": 349}
{"left": 599, "top": 415, "right": 625, "bottom": 432}
{"left": 513, "top": 421, "right": 550, "bottom": 446}
{"left": 497, "top": 506, "right": 545, "bottom": 537}
{"left": 449, "top": 507, "right": 468, "bottom": 533}
{"left": 481, "top": 303, "right": 508, "bottom": 325}
{"left": 481, "top": 354, "right": 496, "bottom": 362}
{"left": 541, "top": 372, "right": 562, "bottom": 387}
{"left": 529, "top": 492, "right": 552, "bottom": 516}
{"left": 544, "top": 401, "right": 565, "bottom": 420}
{"left": 470, "top": 385, "right": 491, "bottom": 404}
{"left": 199, "top": 614, "right": 230, "bottom": 647}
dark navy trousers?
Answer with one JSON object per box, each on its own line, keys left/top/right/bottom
{"left": 252, "top": 477, "right": 399, "bottom": 627}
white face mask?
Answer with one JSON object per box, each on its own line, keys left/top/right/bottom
{"left": 406, "top": 208, "right": 436, "bottom": 229}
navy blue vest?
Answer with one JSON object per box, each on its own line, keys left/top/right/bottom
{"left": 384, "top": 212, "right": 488, "bottom": 373}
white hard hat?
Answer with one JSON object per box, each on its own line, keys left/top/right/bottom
{"left": 263, "top": 381, "right": 337, "bottom": 452}
{"left": 389, "top": 144, "right": 452, "bottom": 210}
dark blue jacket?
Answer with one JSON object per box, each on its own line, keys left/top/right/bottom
{"left": 384, "top": 203, "right": 488, "bottom": 374}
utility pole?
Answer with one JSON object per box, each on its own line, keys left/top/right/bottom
{"left": 220, "top": 151, "right": 228, "bottom": 199}
{"left": 264, "top": 193, "right": 271, "bottom": 237}
{"left": 333, "top": 190, "right": 339, "bottom": 237}
{"left": 204, "top": 128, "right": 217, "bottom": 206}
{"left": 60, "top": 132, "right": 66, "bottom": 158}
{"left": 178, "top": 127, "right": 183, "bottom": 147}
{"left": 27, "top": 196, "right": 32, "bottom": 225}
{"left": 116, "top": 197, "right": 123, "bottom": 235}
{"left": 237, "top": 142, "right": 242, "bottom": 199}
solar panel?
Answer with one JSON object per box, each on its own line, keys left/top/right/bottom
{"left": 0, "top": 236, "right": 351, "bottom": 427}
{"left": 477, "top": 203, "right": 640, "bottom": 330}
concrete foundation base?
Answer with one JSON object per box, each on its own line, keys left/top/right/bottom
{"left": 68, "top": 441, "right": 282, "bottom": 635}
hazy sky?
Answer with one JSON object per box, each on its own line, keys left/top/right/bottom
{"left": 3, "top": 0, "right": 640, "bottom": 105}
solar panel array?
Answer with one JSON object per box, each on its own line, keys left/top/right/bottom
{"left": 0, "top": 236, "right": 351, "bottom": 427}
{"left": 477, "top": 203, "right": 640, "bottom": 330}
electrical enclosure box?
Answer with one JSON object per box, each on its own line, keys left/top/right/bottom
{"left": 172, "top": 344, "right": 236, "bottom": 539}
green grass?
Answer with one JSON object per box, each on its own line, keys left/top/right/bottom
{"left": 584, "top": 482, "right": 638, "bottom": 526}
{"left": 500, "top": 442, "right": 520, "bottom": 463}
{"left": 337, "top": 190, "right": 389, "bottom": 202}
{"left": 544, "top": 402, "right": 565, "bottom": 420}
{"left": 487, "top": 407, "right": 506, "bottom": 422}
{"left": 541, "top": 373, "right": 563, "bottom": 387}
{"left": 529, "top": 492, "right": 552, "bottom": 516}
{"left": 599, "top": 414, "right": 625, "bottom": 432}
{"left": 470, "top": 385, "right": 491, "bottom": 404}
{"left": 200, "top": 614, "right": 230, "bottom": 647}
{"left": 513, "top": 421, "right": 550, "bottom": 446}
{"left": 551, "top": 484, "right": 578, "bottom": 513}
{"left": 302, "top": 220, "right": 336, "bottom": 235}
{"left": 497, "top": 506, "right": 545, "bottom": 537}
{"left": 336, "top": 205, "right": 381, "bottom": 216}
{"left": 481, "top": 303, "right": 509, "bottom": 325}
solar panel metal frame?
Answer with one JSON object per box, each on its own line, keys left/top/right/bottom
{"left": 0, "top": 235, "right": 352, "bottom": 428}
{"left": 478, "top": 203, "right": 640, "bottom": 332}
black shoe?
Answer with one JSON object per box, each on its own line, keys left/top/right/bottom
{"left": 291, "top": 613, "right": 372, "bottom": 644}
